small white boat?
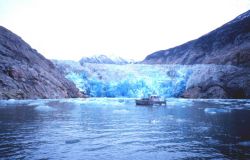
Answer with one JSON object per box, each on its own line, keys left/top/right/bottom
{"left": 135, "top": 95, "right": 166, "bottom": 106}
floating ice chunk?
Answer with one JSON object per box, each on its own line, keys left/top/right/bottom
{"left": 83, "top": 98, "right": 132, "bottom": 107}
{"left": 65, "top": 139, "right": 80, "bottom": 144}
{"left": 150, "top": 120, "right": 160, "bottom": 124}
{"left": 0, "top": 99, "right": 35, "bottom": 107}
{"left": 112, "top": 109, "right": 129, "bottom": 114}
{"left": 165, "top": 115, "right": 174, "bottom": 120}
{"left": 206, "top": 138, "right": 221, "bottom": 146}
{"left": 166, "top": 98, "right": 194, "bottom": 108}
{"left": 35, "top": 105, "right": 56, "bottom": 112}
{"left": 8, "top": 99, "right": 16, "bottom": 102}
{"left": 238, "top": 141, "right": 250, "bottom": 147}
{"left": 192, "top": 126, "right": 210, "bottom": 133}
{"left": 204, "top": 108, "right": 231, "bottom": 115}
{"left": 204, "top": 108, "right": 217, "bottom": 115}
{"left": 176, "top": 118, "right": 188, "bottom": 123}
{"left": 28, "top": 101, "right": 46, "bottom": 106}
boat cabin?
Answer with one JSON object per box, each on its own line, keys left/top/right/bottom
{"left": 135, "top": 95, "right": 166, "bottom": 106}
{"left": 149, "top": 95, "right": 160, "bottom": 101}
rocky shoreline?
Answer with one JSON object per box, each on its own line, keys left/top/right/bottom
{"left": 181, "top": 65, "right": 250, "bottom": 99}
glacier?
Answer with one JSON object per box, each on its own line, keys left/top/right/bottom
{"left": 59, "top": 63, "right": 242, "bottom": 98}
{"left": 65, "top": 64, "right": 193, "bottom": 98}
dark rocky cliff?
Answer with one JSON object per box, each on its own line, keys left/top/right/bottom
{"left": 182, "top": 65, "right": 250, "bottom": 99}
{"left": 0, "top": 26, "right": 82, "bottom": 99}
{"left": 143, "top": 10, "right": 250, "bottom": 99}
{"left": 143, "top": 10, "right": 250, "bottom": 67}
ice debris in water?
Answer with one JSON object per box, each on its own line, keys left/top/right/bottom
{"left": 204, "top": 108, "right": 231, "bottom": 115}
{"left": 65, "top": 139, "right": 80, "bottom": 144}
{"left": 28, "top": 101, "right": 47, "bottom": 106}
{"left": 150, "top": 120, "right": 160, "bottom": 124}
{"left": 176, "top": 118, "right": 188, "bottom": 123}
{"left": 83, "top": 98, "right": 133, "bottom": 106}
{"left": 205, "top": 138, "right": 221, "bottom": 146}
{"left": 35, "top": 105, "right": 56, "bottom": 112}
{"left": 238, "top": 141, "right": 250, "bottom": 147}
{"left": 112, "top": 109, "right": 130, "bottom": 114}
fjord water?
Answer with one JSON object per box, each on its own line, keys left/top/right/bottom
{"left": 0, "top": 98, "right": 250, "bottom": 160}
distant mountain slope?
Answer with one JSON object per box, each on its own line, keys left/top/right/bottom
{"left": 143, "top": 10, "right": 250, "bottom": 67}
{"left": 52, "top": 60, "right": 84, "bottom": 74}
{"left": 79, "top": 54, "right": 130, "bottom": 65}
{"left": 0, "top": 26, "right": 82, "bottom": 99}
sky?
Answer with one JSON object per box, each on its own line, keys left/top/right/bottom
{"left": 0, "top": 0, "right": 249, "bottom": 61}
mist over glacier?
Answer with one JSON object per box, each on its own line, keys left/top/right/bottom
{"left": 65, "top": 64, "right": 192, "bottom": 98}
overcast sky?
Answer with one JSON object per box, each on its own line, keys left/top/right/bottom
{"left": 0, "top": 0, "right": 249, "bottom": 61}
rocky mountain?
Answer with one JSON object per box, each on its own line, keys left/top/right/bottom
{"left": 143, "top": 10, "right": 250, "bottom": 67}
{"left": 0, "top": 26, "right": 82, "bottom": 99}
{"left": 52, "top": 60, "right": 84, "bottom": 74}
{"left": 79, "top": 54, "right": 130, "bottom": 65}
{"left": 182, "top": 65, "right": 250, "bottom": 98}
{"left": 143, "top": 10, "right": 250, "bottom": 99}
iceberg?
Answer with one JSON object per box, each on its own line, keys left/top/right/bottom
{"left": 204, "top": 108, "right": 231, "bottom": 114}
{"left": 35, "top": 105, "right": 56, "bottom": 112}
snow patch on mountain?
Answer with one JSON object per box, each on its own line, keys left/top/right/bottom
{"left": 79, "top": 54, "right": 134, "bottom": 65}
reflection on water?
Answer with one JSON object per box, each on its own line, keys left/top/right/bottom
{"left": 0, "top": 98, "right": 250, "bottom": 160}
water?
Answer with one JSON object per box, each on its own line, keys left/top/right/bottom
{"left": 0, "top": 98, "right": 250, "bottom": 160}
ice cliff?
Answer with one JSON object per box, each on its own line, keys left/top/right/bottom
{"left": 53, "top": 61, "right": 250, "bottom": 98}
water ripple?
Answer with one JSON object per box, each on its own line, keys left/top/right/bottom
{"left": 0, "top": 98, "right": 250, "bottom": 160}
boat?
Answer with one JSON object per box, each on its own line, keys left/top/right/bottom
{"left": 135, "top": 95, "right": 166, "bottom": 106}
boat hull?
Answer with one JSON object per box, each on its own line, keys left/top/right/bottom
{"left": 135, "top": 99, "right": 166, "bottom": 106}
{"left": 135, "top": 100, "right": 153, "bottom": 106}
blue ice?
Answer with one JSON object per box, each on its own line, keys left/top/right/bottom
{"left": 66, "top": 64, "right": 192, "bottom": 98}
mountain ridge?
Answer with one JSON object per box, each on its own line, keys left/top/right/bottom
{"left": 79, "top": 54, "right": 133, "bottom": 65}
{"left": 0, "top": 26, "right": 82, "bottom": 99}
{"left": 143, "top": 10, "right": 250, "bottom": 67}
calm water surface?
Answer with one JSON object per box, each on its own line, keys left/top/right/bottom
{"left": 0, "top": 98, "right": 250, "bottom": 160}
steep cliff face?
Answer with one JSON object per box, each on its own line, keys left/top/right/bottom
{"left": 182, "top": 65, "right": 250, "bottom": 99}
{"left": 0, "top": 26, "right": 82, "bottom": 99}
{"left": 143, "top": 10, "right": 250, "bottom": 67}
{"left": 141, "top": 10, "right": 250, "bottom": 99}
